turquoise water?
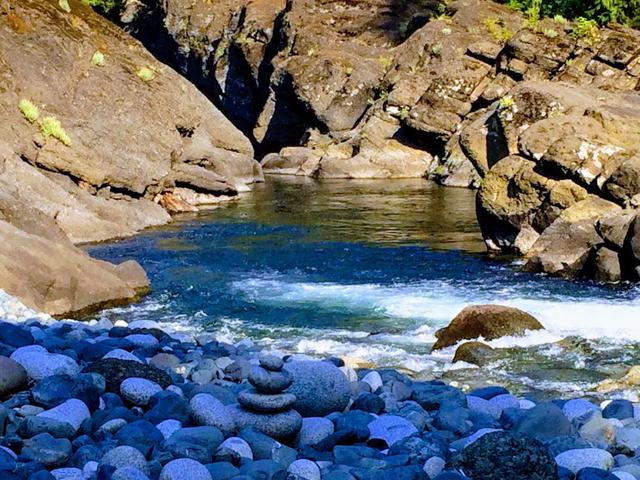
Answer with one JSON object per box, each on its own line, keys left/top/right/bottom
{"left": 87, "top": 177, "right": 640, "bottom": 396}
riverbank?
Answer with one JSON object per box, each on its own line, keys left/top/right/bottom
{"left": 1, "top": 293, "right": 640, "bottom": 480}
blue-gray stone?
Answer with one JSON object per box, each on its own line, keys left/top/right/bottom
{"left": 205, "top": 462, "right": 238, "bottom": 480}
{"left": 160, "top": 459, "right": 212, "bottom": 480}
{"left": 512, "top": 403, "right": 575, "bottom": 441}
{"left": 115, "top": 420, "right": 164, "bottom": 457}
{"left": 603, "top": 400, "right": 634, "bottom": 420}
{"left": 21, "top": 433, "right": 72, "bottom": 467}
{"left": 411, "top": 383, "right": 465, "bottom": 411}
{"left": 284, "top": 361, "right": 350, "bottom": 416}
{"left": 163, "top": 426, "right": 224, "bottom": 464}
{"left": 230, "top": 404, "right": 302, "bottom": 441}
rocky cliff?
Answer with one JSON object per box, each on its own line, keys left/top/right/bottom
{"left": 118, "top": 0, "right": 640, "bottom": 281}
{"left": 0, "top": 0, "right": 263, "bottom": 315}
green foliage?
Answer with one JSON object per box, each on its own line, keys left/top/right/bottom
{"left": 81, "top": 0, "right": 122, "bottom": 13}
{"left": 19, "top": 99, "right": 39, "bottom": 124}
{"left": 484, "top": 17, "right": 514, "bottom": 42}
{"left": 572, "top": 17, "right": 600, "bottom": 43}
{"left": 136, "top": 67, "right": 156, "bottom": 82}
{"left": 41, "top": 116, "right": 71, "bottom": 146}
{"left": 507, "top": 0, "right": 640, "bottom": 27}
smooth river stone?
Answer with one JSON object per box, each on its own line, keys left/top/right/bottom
{"left": 0, "top": 356, "right": 27, "bottom": 396}
{"left": 237, "top": 390, "right": 296, "bottom": 413}
{"left": 259, "top": 353, "right": 284, "bottom": 372}
{"left": 248, "top": 367, "right": 293, "bottom": 394}
{"left": 230, "top": 404, "right": 302, "bottom": 441}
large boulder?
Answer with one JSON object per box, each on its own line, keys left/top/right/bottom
{"left": 0, "top": 0, "right": 262, "bottom": 316}
{"left": 432, "top": 305, "right": 544, "bottom": 350}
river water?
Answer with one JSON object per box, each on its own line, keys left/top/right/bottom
{"left": 86, "top": 177, "right": 640, "bottom": 399}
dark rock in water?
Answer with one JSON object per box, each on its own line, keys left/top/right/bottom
{"left": 248, "top": 367, "right": 293, "bottom": 394}
{"left": 432, "top": 305, "right": 543, "bottom": 350}
{"left": 31, "top": 373, "right": 105, "bottom": 410}
{"left": 453, "top": 431, "right": 557, "bottom": 480}
{"left": 603, "top": 399, "right": 634, "bottom": 420}
{"left": 19, "top": 416, "right": 76, "bottom": 439}
{"left": 163, "top": 426, "right": 224, "bottom": 464}
{"left": 352, "top": 392, "right": 385, "bottom": 414}
{"left": 468, "top": 386, "right": 510, "bottom": 400}
{"left": 230, "top": 404, "right": 302, "bottom": 441}
{"left": 411, "top": 383, "right": 466, "bottom": 411}
{"left": 83, "top": 358, "right": 172, "bottom": 392}
{"left": 453, "top": 342, "right": 496, "bottom": 366}
{"left": 115, "top": 420, "right": 164, "bottom": 457}
{"left": 239, "top": 459, "right": 285, "bottom": 480}
{"left": 284, "top": 361, "right": 351, "bottom": 416}
{"left": 206, "top": 461, "right": 240, "bottom": 480}
{"left": 20, "top": 433, "right": 72, "bottom": 467}
{"left": 512, "top": 403, "right": 575, "bottom": 441}
{"left": 576, "top": 467, "right": 618, "bottom": 479}
{"left": 0, "top": 356, "right": 27, "bottom": 397}
{"left": 238, "top": 428, "right": 297, "bottom": 466}
{"left": 0, "top": 322, "right": 34, "bottom": 347}
{"left": 237, "top": 390, "right": 296, "bottom": 413}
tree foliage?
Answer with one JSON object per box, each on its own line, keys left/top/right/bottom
{"left": 507, "top": 0, "right": 640, "bottom": 27}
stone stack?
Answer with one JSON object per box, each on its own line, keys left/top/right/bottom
{"left": 232, "top": 354, "right": 302, "bottom": 441}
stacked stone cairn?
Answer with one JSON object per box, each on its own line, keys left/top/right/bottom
{"left": 232, "top": 353, "right": 302, "bottom": 440}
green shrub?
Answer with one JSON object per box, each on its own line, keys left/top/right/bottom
{"left": 81, "top": 0, "right": 122, "bottom": 13}
{"left": 41, "top": 117, "right": 71, "bottom": 146}
{"left": 19, "top": 99, "right": 39, "bottom": 124}
{"left": 572, "top": 16, "right": 600, "bottom": 43}
{"left": 485, "top": 17, "right": 514, "bottom": 42}
{"left": 507, "top": 0, "right": 640, "bottom": 27}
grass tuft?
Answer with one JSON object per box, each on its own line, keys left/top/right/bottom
{"left": 19, "top": 99, "right": 39, "bottom": 124}
{"left": 41, "top": 116, "right": 72, "bottom": 146}
{"left": 92, "top": 51, "right": 106, "bottom": 67}
{"left": 136, "top": 67, "right": 156, "bottom": 82}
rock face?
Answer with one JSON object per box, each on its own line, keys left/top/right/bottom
{"left": 476, "top": 81, "right": 640, "bottom": 281}
{"left": 0, "top": 0, "right": 262, "bottom": 315}
{"left": 107, "top": 0, "right": 640, "bottom": 281}
{"left": 432, "top": 305, "right": 544, "bottom": 350}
